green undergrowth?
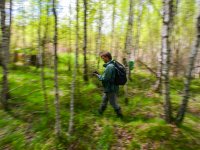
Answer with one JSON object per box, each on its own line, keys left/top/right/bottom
{"left": 0, "top": 55, "right": 200, "bottom": 149}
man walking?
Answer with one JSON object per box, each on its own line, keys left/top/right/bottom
{"left": 93, "top": 52, "right": 123, "bottom": 117}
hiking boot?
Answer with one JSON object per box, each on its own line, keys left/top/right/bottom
{"left": 98, "top": 109, "right": 103, "bottom": 115}
{"left": 98, "top": 108, "right": 106, "bottom": 115}
{"left": 115, "top": 108, "right": 123, "bottom": 118}
{"left": 117, "top": 113, "right": 123, "bottom": 118}
{"left": 98, "top": 106, "right": 106, "bottom": 115}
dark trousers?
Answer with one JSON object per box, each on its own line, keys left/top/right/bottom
{"left": 99, "top": 92, "right": 121, "bottom": 113}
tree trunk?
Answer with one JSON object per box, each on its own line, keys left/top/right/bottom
{"left": 134, "top": 0, "right": 143, "bottom": 59}
{"left": 173, "top": 43, "right": 180, "bottom": 77}
{"left": 21, "top": 1, "right": 27, "bottom": 66}
{"left": 0, "top": 0, "right": 12, "bottom": 110}
{"left": 125, "top": 0, "right": 134, "bottom": 80}
{"left": 154, "top": 0, "right": 177, "bottom": 92}
{"left": 153, "top": 54, "right": 162, "bottom": 93}
{"left": 175, "top": 9, "right": 200, "bottom": 125}
{"left": 172, "top": 0, "right": 180, "bottom": 77}
{"left": 68, "top": 0, "right": 72, "bottom": 72}
{"left": 96, "top": 0, "right": 103, "bottom": 69}
{"left": 52, "top": 0, "right": 61, "bottom": 137}
{"left": 38, "top": 0, "right": 48, "bottom": 113}
{"left": 111, "top": 0, "right": 116, "bottom": 59}
{"left": 124, "top": 0, "right": 134, "bottom": 105}
{"left": 68, "top": 0, "right": 79, "bottom": 135}
{"left": 83, "top": 0, "right": 88, "bottom": 81}
{"left": 161, "top": 0, "right": 174, "bottom": 123}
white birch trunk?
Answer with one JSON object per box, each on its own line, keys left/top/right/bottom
{"left": 38, "top": 0, "right": 48, "bottom": 113}
{"left": 68, "top": 0, "right": 79, "bottom": 135}
{"left": 134, "top": 1, "right": 143, "bottom": 59}
{"left": 83, "top": 0, "right": 88, "bottom": 81}
{"left": 21, "top": 0, "right": 28, "bottom": 66}
{"left": 161, "top": 0, "right": 174, "bottom": 123}
{"left": 68, "top": 0, "right": 72, "bottom": 71}
{"left": 124, "top": 0, "right": 134, "bottom": 104}
{"left": 96, "top": 0, "right": 103, "bottom": 69}
{"left": 52, "top": 0, "right": 61, "bottom": 137}
{"left": 111, "top": 0, "right": 116, "bottom": 59}
{"left": 0, "top": 0, "right": 12, "bottom": 110}
{"left": 176, "top": 9, "right": 200, "bottom": 124}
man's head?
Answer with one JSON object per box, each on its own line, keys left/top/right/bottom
{"left": 100, "top": 52, "right": 112, "bottom": 63}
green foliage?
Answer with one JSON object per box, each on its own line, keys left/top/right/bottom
{"left": 128, "top": 140, "right": 141, "bottom": 150}
{"left": 1, "top": 0, "right": 200, "bottom": 148}
{"left": 1, "top": 54, "right": 200, "bottom": 149}
{"left": 97, "top": 125, "right": 115, "bottom": 150}
{"left": 136, "top": 124, "right": 172, "bottom": 141}
{"left": 13, "top": 48, "right": 38, "bottom": 55}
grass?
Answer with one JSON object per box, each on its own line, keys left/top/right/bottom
{"left": 0, "top": 54, "right": 200, "bottom": 149}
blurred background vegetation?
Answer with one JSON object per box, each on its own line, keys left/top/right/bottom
{"left": 0, "top": 0, "right": 200, "bottom": 149}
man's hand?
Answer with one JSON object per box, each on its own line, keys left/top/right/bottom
{"left": 93, "top": 71, "right": 100, "bottom": 77}
{"left": 93, "top": 71, "right": 99, "bottom": 75}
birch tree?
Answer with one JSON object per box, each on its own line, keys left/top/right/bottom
{"left": 161, "top": 0, "right": 174, "bottom": 123}
{"left": 125, "top": 0, "right": 134, "bottom": 80}
{"left": 52, "top": 0, "right": 61, "bottom": 137}
{"left": 176, "top": 8, "right": 200, "bottom": 125}
{"left": 96, "top": 0, "right": 103, "bottom": 69}
{"left": 83, "top": 0, "right": 88, "bottom": 81}
{"left": 38, "top": 0, "right": 48, "bottom": 113}
{"left": 172, "top": 0, "right": 180, "bottom": 77}
{"left": 68, "top": 0, "right": 72, "bottom": 71}
{"left": 111, "top": 0, "right": 116, "bottom": 59}
{"left": 68, "top": 0, "right": 79, "bottom": 135}
{"left": 21, "top": 0, "right": 27, "bottom": 65}
{"left": 134, "top": 0, "right": 144, "bottom": 58}
{"left": 124, "top": 0, "right": 134, "bottom": 104}
{"left": 0, "top": 0, "right": 12, "bottom": 110}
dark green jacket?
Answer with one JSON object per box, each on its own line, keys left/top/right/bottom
{"left": 98, "top": 60, "right": 119, "bottom": 93}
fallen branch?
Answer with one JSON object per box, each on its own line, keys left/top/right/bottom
{"left": 137, "top": 59, "right": 157, "bottom": 77}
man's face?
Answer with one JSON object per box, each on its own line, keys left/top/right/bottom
{"left": 101, "top": 56, "right": 110, "bottom": 63}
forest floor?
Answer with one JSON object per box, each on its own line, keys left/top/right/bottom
{"left": 0, "top": 54, "right": 200, "bottom": 150}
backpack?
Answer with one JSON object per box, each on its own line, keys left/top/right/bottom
{"left": 113, "top": 60, "right": 127, "bottom": 85}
